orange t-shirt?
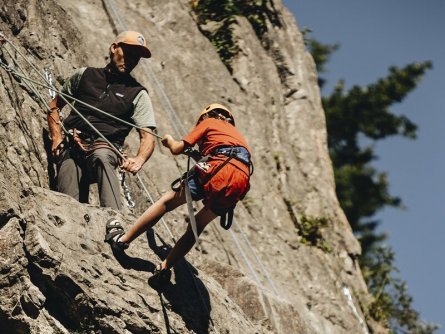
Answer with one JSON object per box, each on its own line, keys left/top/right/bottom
{"left": 182, "top": 118, "right": 251, "bottom": 156}
{"left": 182, "top": 118, "right": 251, "bottom": 212}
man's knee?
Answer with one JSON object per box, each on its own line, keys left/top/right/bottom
{"left": 90, "top": 148, "right": 118, "bottom": 164}
{"left": 88, "top": 149, "right": 120, "bottom": 173}
{"left": 57, "top": 158, "right": 81, "bottom": 199}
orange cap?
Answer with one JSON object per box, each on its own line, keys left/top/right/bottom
{"left": 113, "top": 31, "right": 151, "bottom": 58}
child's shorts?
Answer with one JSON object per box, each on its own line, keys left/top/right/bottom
{"left": 186, "top": 171, "right": 206, "bottom": 201}
{"left": 179, "top": 159, "right": 250, "bottom": 216}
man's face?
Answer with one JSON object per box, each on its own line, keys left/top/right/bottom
{"left": 110, "top": 43, "right": 142, "bottom": 74}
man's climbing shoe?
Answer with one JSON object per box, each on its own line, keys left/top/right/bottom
{"left": 104, "top": 218, "right": 129, "bottom": 251}
{"left": 148, "top": 264, "right": 171, "bottom": 290}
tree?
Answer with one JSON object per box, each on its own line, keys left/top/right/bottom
{"left": 191, "top": 1, "right": 437, "bottom": 330}
{"left": 304, "top": 33, "right": 436, "bottom": 332}
{"left": 324, "top": 63, "right": 430, "bottom": 254}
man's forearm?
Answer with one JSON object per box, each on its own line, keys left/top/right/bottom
{"left": 47, "top": 97, "right": 63, "bottom": 140}
{"left": 120, "top": 129, "right": 155, "bottom": 174}
{"left": 136, "top": 129, "right": 155, "bottom": 163}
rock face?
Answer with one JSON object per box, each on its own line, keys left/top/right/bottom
{"left": 0, "top": 0, "right": 384, "bottom": 333}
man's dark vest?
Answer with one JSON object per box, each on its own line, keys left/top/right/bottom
{"left": 63, "top": 67, "right": 145, "bottom": 145}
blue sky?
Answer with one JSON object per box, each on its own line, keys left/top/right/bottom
{"left": 282, "top": 0, "right": 444, "bottom": 331}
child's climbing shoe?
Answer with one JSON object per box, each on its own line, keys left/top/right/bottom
{"left": 104, "top": 218, "right": 129, "bottom": 251}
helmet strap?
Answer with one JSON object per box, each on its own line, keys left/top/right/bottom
{"left": 208, "top": 110, "right": 234, "bottom": 124}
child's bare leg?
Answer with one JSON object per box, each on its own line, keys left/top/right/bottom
{"left": 160, "top": 206, "right": 217, "bottom": 270}
{"left": 120, "top": 190, "right": 186, "bottom": 243}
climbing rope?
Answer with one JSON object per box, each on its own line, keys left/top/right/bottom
{"left": 229, "top": 228, "right": 262, "bottom": 286}
{"left": 99, "top": 0, "right": 281, "bottom": 298}
{"left": 2, "top": 27, "right": 280, "bottom": 300}
{"left": 99, "top": 4, "right": 221, "bottom": 332}
{"left": 1, "top": 44, "right": 54, "bottom": 169}
{"left": 1, "top": 24, "right": 280, "bottom": 326}
{"left": 232, "top": 220, "right": 280, "bottom": 296}
{"left": 0, "top": 36, "right": 180, "bottom": 240}
{"left": 0, "top": 61, "right": 162, "bottom": 139}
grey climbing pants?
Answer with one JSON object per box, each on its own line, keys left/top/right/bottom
{"left": 57, "top": 146, "right": 122, "bottom": 210}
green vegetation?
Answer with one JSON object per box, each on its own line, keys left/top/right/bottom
{"left": 191, "top": 0, "right": 279, "bottom": 69}
{"left": 301, "top": 28, "right": 339, "bottom": 88}
{"left": 296, "top": 215, "right": 331, "bottom": 253}
{"left": 283, "top": 197, "right": 331, "bottom": 253}
{"left": 362, "top": 246, "right": 438, "bottom": 334}
{"left": 304, "top": 32, "right": 437, "bottom": 333}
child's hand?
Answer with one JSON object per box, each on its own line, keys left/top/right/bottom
{"left": 161, "top": 134, "right": 173, "bottom": 148}
{"left": 161, "top": 135, "right": 185, "bottom": 155}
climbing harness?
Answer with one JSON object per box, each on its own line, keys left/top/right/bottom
{"left": 209, "top": 146, "right": 253, "bottom": 229}
{"left": 172, "top": 146, "right": 253, "bottom": 233}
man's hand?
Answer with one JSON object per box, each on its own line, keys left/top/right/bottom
{"left": 123, "top": 128, "right": 155, "bottom": 175}
{"left": 121, "top": 156, "right": 145, "bottom": 175}
{"left": 51, "top": 135, "right": 64, "bottom": 159}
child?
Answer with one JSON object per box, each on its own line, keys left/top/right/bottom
{"left": 105, "top": 103, "right": 252, "bottom": 279}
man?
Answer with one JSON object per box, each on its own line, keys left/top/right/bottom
{"left": 47, "top": 31, "right": 156, "bottom": 210}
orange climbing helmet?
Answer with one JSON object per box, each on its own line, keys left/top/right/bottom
{"left": 197, "top": 103, "right": 235, "bottom": 126}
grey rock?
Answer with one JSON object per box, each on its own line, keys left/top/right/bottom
{"left": 0, "top": 0, "right": 387, "bottom": 333}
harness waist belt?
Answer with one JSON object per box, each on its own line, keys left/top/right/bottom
{"left": 212, "top": 146, "right": 250, "bottom": 166}
{"left": 67, "top": 129, "right": 97, "bottom": 143}
{"left": 67, "top": 128, "right": 122, "bottom": 149}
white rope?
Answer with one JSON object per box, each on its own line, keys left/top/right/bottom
{"left": 99, "top": 4, "right": 224, "bottom": 332}
{"left": 0, "top": 60, "right": 162, "bottom": 139}
{"left": 232, "top": 220, "right": 280, "bottom": 296}
{"left": 3, "top": 15, "right": 281, "bottom": 327}
{"left": 0, "top": 39, "right": 179, "bottom": 245}
{"left": 99, "top": 0, "right": 282, "bottom": 299}
{"left": 229, "top": 228, "right": 262, "bottom": 287}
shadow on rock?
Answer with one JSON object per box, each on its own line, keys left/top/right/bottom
{"left": 146, "top": 228, "right": 213, "bottom": 334}
{"left": 111, "top": 248, "right": 156, "bottom": 272}
{"left": 146, "top": 227, "right": 172, "bottom": 260}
